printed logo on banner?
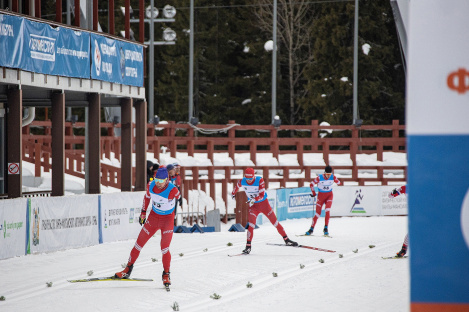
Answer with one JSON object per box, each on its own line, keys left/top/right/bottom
{"left": 29, "top": 34, "right": 56, "bottom": 62}
{"left": 94, "top": 39, "right": 101, "bottom": 76}
{"left": 41, "top": 215, "right": 98, "bottom": 230}
{"left": 105, "top": 207, "right": 128, "bottom": 227}
{"left": 3, "top": 219, "right": 24, "bottom": 239}
{"left": 120, "top": 47, "right": 125, "bottom": 78}
{"left": 287, "top": 193, "right": 316, "bottom": 213}
{"left": 32, "top": 207, "right": 40, "bottom": 246}
{"left": 447, "top": 68, "right": 469, "bottom": 94}
{"left": 350, "top": 189, "right": 366, "bottom": 213}
{"left": 129, "top": 208, "right": 134, "bottom": 223}
{"left": 461, "top": 187, "right": 469, "bottom": 250}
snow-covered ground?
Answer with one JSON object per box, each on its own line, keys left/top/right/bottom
{"left": 0, "top": 216, "right": 409, "bottom": 312}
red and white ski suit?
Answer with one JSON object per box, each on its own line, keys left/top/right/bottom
{"left": 232, "top": 176, "right": 287, "bottom": 242}
{"left": 310, "top": 174, "right": 341, "bottom": 228}
{"left": 390, "top": 185, "right": 408, "bottom": 247}
{"left": 127, "top": 181, "right": 180, "bottom": 272}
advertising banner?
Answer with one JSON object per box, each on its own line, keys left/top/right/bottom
{"left": 332, "top": 186, "right": 407, "bottom": 217}
{"left": 0, "top": 14, "right": 90, "bottom": 78}
{"left": 0, "top": 13, "right": 24, "bottom": 69}
{"left": 100, "top": 192, "right": 145, "bottom": 243}
{"left": 407, "top": 1, "right": 469, "bottom": 310}
{"left": 0, "top": 198, "right": 27, "bottom": 260}
{"left": 90, "top": 33, "right": 144, "bottom": 87}
{"left": 276, "top": 187, "right": 317, "bottom": 221}
{"left": 27, "top": 195, "right": 99, "bottom": 254}
{"left": 22, "top": 18, "right": 90, "bottom": 78}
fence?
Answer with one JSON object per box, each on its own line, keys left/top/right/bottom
{"left": 21, "top": 120, "right": 406, "bottom": 220}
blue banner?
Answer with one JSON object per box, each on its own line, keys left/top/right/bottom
{"left": 0, "top": 13, "right": 25, "bottom": 68}
{"left": 91, "top": 33, "right": 143, "bottom": 87}
{"left": 22, "top": 18, "right": 90, "bottom": 78}
{"left": 275, "top": 187, "right": 319, "bottom": 221}
{"left": 1, "top": 14, "right": 143, "bottom": 86}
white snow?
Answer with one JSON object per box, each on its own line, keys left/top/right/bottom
{"left": 4, "top": 152, "right": 410, "bottom": 311}
{"left": 0, "top": 217, "right": 409, "bottom": 312}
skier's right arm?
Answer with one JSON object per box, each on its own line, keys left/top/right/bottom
{"left": 140, "top": 182, "right": 152, "bottom": 225}
{"left": 231, "top": 180, "right": 242, "bottom": 200}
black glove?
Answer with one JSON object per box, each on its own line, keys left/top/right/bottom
{"left": 310, "top": 193, "right": 316, "bottom": 197}
{"left": 139, "top": 211, "right": 147, "bottom": 226}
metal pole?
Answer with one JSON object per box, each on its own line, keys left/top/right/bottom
{"left": 188, "top": 0, "right": 194, "bottom": 122}
{"left": 352, "top": 0, "right": 359, "bottom": 124}
{"left": 272, "top": 0, "right": 277, "bottom": 124}
{"left": 148, "top": 0, "right": 155, "bottom": 123}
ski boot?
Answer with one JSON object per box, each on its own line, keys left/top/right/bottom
{"left": 162, "top": 271, "right": 171, "bottom": 291}
{"left": 284, "top": 237, "right": 298, "bottom": 246}
{"left": 242, "top": 244, "right": 252, "bottom": 254}
{"left": 305, "top": 227, "right": 314, "bottom": 236}
{"left": 396, "top": 244, "right": 407, "bottom": 258}
{"left": 323, "top": 226, "right": 329, "bottom": 236}
{"left": 114, "top": 263, "right": 134, "bottom": 279}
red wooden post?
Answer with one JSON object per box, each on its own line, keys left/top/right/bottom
{"left": 262, "top": 166, "right": 269, "bottom": 189}
{"left": 377, "top": 142, "right": 384, "bottom": 161}
{"left": 109, "top": 0, "right": 115, "bottom": 35}
{"left": 281, "top": 166, "right": 288, "bottom": 188}
{"left": 56, "top": 0, "right": 62, "bottom": 22}
{"left": 35, "top": 140, "right": 41, "bottom": 177}
{"left": 209, "top": 166, "right": 216, "bottom": 209}
{"left": 297, "top": 141, "right": 304, "bottom": 167}
{"left": 223, "top": 166, "right": 231, "bottom": 223}
{"left": 249, "top": 141, "right": 256, "bottom": 165}
{"left": 35, "top": 0, "right": 41, "bottom": 17}
{"left": 74, "top": 0, "right": 80, "bottom": 26}
{"left": 93, "top": 0, "right": 98, "bottom": 31}
{"left": 311, "top": 120, "right": 319, "bottom": 152}
{"left": 392, "top": 120, "right": 400, "bottom": 152}
{"left": 124, "top": 0, "right": 130, "bottom": 39}
{"left": 228, "top": 141, "right": 235, "bottom": 163}
{"left": 208, "top": 140, "right": 214, "bottom": 165}
{"left": 153, "top": 140, "right": 160, "bottom": 160}
{"left": 322, "top": 141, "right": 330, "bottom": 165}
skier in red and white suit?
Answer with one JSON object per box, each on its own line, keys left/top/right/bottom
{"left": 115, "top": 167, "right": 180, "bottom": 287}
{"left": 231, "top": 168, "right": 298, "bottom": 254}
{"left": 389, "top": 185, "right": 408, "bottom": 257}
{"left": 305, "top": 165, "right": 341, "bottom": 236}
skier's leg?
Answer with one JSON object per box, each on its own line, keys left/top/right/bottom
{"left": 160, "top": 213, "right": 175, "bottom": 273}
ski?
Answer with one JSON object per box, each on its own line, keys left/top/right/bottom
{"left": 228, "top": 253, "right": 249, "bottom": 257}
{"left": 266, "top": 243, "right": 336, "bottom": 253}
{"left": 164, "top": 284, "right": 170, "bottom": 292}
{"left": 382, "top": 256, "right": 408, "bottom": 260}
{"left": 296, "top": 234, "right": 333, "bottom": 238}
{"left": 68, "top": 276, "right": 154, "bottom": 283}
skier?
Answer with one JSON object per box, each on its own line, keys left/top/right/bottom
{"left": 167, "top": 163, "right": 182, "bottom": 225}
{"left": 304, "top": 165, "right": 341, "bottom": 236}
{"left": 231, "top": 168, "right": 298, "bottom": 254}
{"left": 115, "top": 167, "right": 180, "bottom": 290}
{"left": 388, "top": 185, "right": 408, "bottom": 257}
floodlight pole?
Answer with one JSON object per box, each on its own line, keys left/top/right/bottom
{"left": 188, "top": 0, "right": 194, "bottom": 122}
{"left": 272, "top": 0, "right": 277, "bottom": 124}
{"left": 149, "top": 0, "right": 155, "bottom": 123}
{"left": 352, "top": 0, "right": 359, "bottom": 125}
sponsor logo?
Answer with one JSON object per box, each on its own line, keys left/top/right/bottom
{"left": 29, "top": 34, "right": 56, "bottom": 61}
{"left": 447, "top": 68, "right": 469, "bottom": 94}
{"left": 32, "top": 207, "right": 40, "bottom": 246}
{"left": 41, "top": 216, "right": 97, "bottom": 230}
{"left": 94, "top": 40, "right": 101, "bottom": 76}
{"left": 120, "top": 47, "right": 125, "bottom": 78}
{"left": 350, "top": 189, "right": 366, "bottom": 213}
{"left": 287, "top": 193, "right": 316, "bottom": 213}
{"left": 129, "top": 208, "right": 135, "bottom": 223}
{"left": 3, "top": 220, "right": 24, "bottom": 239}
{"left": 162, "top": 230, "right": 173, "bottom": 234}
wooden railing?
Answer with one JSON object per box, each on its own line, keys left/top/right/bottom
{"left": 21, "top": 120, "right": 407, "bottom": 210}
